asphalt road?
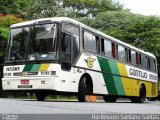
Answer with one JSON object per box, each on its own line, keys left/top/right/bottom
{"left": 0, "top": 98, "right": 160, "bottom": 114}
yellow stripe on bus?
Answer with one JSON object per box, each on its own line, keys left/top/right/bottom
{"left": 117, "top": 62, "right": 158, "bottom": 97}
{"left": 39, "top": 64, "right": 49, "bottom": 71}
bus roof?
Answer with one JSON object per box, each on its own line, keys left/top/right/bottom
{"left": 10, "top": 17, "right": 156, "bottom": 59}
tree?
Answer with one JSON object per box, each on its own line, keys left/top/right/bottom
{"left": 25, "top": 0, "right": 124, "bottom": 19}
{"left": 0, "top": 0, "right": 31, "bottom": 18}
{"left": 26, "top": 0, "right": 66, "bottom": 19}
{"left": 63, "top": 0, "right": 124, "bottom": 17}
{"left": 0, "top": 14, "right": 23, "bottom": 97}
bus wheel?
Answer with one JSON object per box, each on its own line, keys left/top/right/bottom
{"left": 35, "top": 92, "right": 46, "bottom": 101}
{"left": 103, "top": 95, "right": 117, "bottom": 102}
{"left": 149, "top": 97, "right": 157, "bottom": 101}
{"left": 77, "top": 76, "right": 87, "bottom": 102}
{"left": 131, "top": 86, "right": 146, "bottom": 103}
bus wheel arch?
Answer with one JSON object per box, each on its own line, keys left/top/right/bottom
{"left": 131, "top": 83, "right": 146, "bottom": 103}
{"left": 77, "top": 73, "right": 93, "bottom": 102}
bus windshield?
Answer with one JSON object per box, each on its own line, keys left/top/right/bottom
{"left": 7, "top": 23, "right": 58, "bottom": 62}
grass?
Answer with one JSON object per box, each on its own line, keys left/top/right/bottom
{"left": 5, "top": 92, "right": 77, "bottom": 101}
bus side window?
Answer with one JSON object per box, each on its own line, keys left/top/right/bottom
{"left": 136, "top": 52, "right": 139, "bottom": 65}
{"left": 150, "top": 59, "right": 156, "bottom": 72}
{"left": 83, "top": 31, "right": 96, "bottom": 52}
{"left": 112, "top": 42, "right": 116, "bottom": 58}
{"left": 101, "top": 38, "right": 104, "bottom": 55}
{"left": 139, "top": 54, "right": 142, "bottom": 66}
{"left": 153, "top": 60, "right": 156, "bottom": 72}
{"left": 117, "top": 44, "right": 125, "bottom": 62}
{"left": 125, "top": 48, "right": 128, "bottom": 62}
{"left": 147, "top": 57, "right": 151, "bottom": 70}
{"left": 104, "top": 39, "right": 112, "bottom": 57}
{"left": 96, "top": 36, "right": 100, "bottom": 53}
{"left": 141, "top": 55, "right": 147, "bottom": 69}
{"left": 129, "top": 49, "right": 131, "bottom": 63}
{"left": 131, "top": 50, "right": 136, "bottom": 65}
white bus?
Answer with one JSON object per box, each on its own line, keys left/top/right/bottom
{"left": 2, "top": 17, "right": 158, "bottom": 102}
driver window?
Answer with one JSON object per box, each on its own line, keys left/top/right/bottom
{"left": 62, "top": 23, "right": 80, "bottom": 64}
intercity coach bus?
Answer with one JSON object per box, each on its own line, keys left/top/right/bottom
{"left": 2, "top": 17, "right": 158, "bottom": 103}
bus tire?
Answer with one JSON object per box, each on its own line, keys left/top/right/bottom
{"left": 103, "top": 95, "right": 117, "bottom": 102}
{"left": 131, "top": 86, "right": 146, "bottom": 103}
{"left": 35, "top": 92, "right": 45, "bottom": 101}
{"left": 149, "top": 97, "right": 157, "bottom": 101}
{"left": 77, "top": 76, "right": 87, "bottom": 102}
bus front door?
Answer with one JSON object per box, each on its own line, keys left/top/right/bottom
{"left": 61, "top": 33, "right": 72, "bottom": 71}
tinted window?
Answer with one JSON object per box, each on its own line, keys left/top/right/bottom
{"left": 125, "top": 48, "right": 128, "bottom": 62}
{"left": 141, "top": 54, "right": 147, "bottom": 69}
{"left": 118, "top": 45, "right": 125, "bottom": 61}
{"left": 129, "top": 50, "right": 131, "bottom": 63}
{"left": 84, "top": 31, "right": 96, "bottom": 52}
{"left": 72, "top": 35, "right": 79, "bottom": 63}
{"left": 147, "top": 58, "right": 151, "bottom": 70}
{"left": 28, "top": 24, "right": 58, "bottom": 61}
{"left": 8, "top": 27, "right": 29, "bottom": 61}
{"left": 131, "top": 50, "right": 136, "bottom": 65}
{"left": 96, "top": 36, "right": 100, "bottom": 53}
{"left": 62, "top": 23, "right": 79, "bottom": 36}
{"left": 62, "top": 23, "right": 80, "bottom": 64}
{"left": 104, "top": 40, "right": 112, "bottom": 57}
{"left": 150, "top": 59, "right": 156, "bottom": 72}
{"left": 136, "top": 52, "right": 139, "bottom": 65}
{"left": 62, "top": 34, "right": 71, "bottom": 53}
{"left": 112, "top": 43, "right": 116, "bottom": 58}
{"left": 139, "top": 54, "right": 142, "bottom": 66}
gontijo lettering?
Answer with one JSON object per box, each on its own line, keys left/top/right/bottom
{"left": 129, "top": 68, "right": 147, "bottom": 78}
{"left": 129, "top": 68, "right": 157, "bottom": 80}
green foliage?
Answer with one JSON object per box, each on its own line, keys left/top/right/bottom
{"left": 0, "top": 0, "right": 17, "bottom": 14}
{"left": 25, "top": 0, "right": 124, "bottom": 19}
{"left": 79, "top": 11, "right": 145, "bottom": 43}
{"left": 63, "top": 0, "right": 123, "bottom": 17}
{"left": 0, "top": 0, "right": 31, "bottom": 18}
{"left": 26, "top": 0, "right": 66, "bottom": 19}
{"left": 0, "top": 28, "right": 9, "bottom": 57}
{"left": 0, "top": 15, "right": 23, "bottom": 57}
{"left": 0, "top": 14, "right": 23, "bottom": 27}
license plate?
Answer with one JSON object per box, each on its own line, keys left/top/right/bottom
{"left": 21, "top": 80, "right": 29, "bottom": 84}
{"left": 18, "top": 85, "right": 32, "bottom": 88}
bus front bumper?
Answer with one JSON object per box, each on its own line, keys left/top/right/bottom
{"left": 2, "top": 77, "right": 58, "bottom": 91}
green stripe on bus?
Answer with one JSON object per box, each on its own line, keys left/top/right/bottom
{"left": 108, "top": 60, "right": 125, "bottom": 95}
{"left": 23, "top": 64, "right": 33, "bottom": 72}
{"left": 31, "top": 64, "right": 41, "bottom": 72}
{"left": 97, "top": 57, "right": 118, "bottom": 95}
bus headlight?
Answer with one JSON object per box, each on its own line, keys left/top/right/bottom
{"left": 41, "top": 71, "right": 50, "bottom": 75}
{"left": 51, "top": 71, "right": 56, "bottom": 75}
{"left": 41, "top": 81, "right": 49, "bottom": 84}
{"left": 4, "top": 81, "right": 10, "bottom": 85}
{"left": 40, "top": 71, "right": 56, "bottom": 75}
